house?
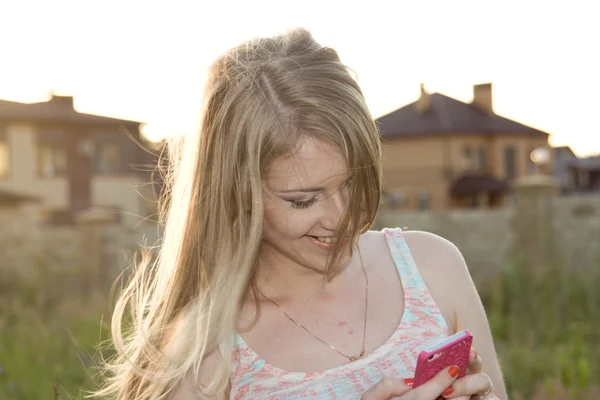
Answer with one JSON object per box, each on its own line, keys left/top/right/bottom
{"left": 553, "top": 146, "right": 579, "bottom": 193}
{"left": 563, "top": 154, "right": 600, "bottom": 194}
{"left": 375, "top": 83, "right": 551, "bottom": 211}
{"left": 0, "top": 94, "right": 160, "bottom": 226}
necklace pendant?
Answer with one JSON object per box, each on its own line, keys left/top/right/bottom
{"left": 349, "top": 349, "right": 365, "bottom": 362}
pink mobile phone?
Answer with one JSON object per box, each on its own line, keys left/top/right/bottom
{"left": 412, "top": 330, "right": 473, "bottom": 396}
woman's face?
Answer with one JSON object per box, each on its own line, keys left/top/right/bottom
{"left": 261, "top": 138, "right": 352, "bottom": 273}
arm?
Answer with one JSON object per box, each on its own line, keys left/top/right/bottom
{"left": 403, "top": 231, "right": 507, "bottom": 400}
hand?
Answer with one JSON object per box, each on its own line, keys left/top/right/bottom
{"left": 361, "top": 366, "right": 461, "bottom": 399}
{"left": 442, "top": 349, "right": 498, "bottom": 400}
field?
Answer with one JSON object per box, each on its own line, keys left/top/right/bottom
{"left": 1, "top": 249, "right": 599, "bottom": 399}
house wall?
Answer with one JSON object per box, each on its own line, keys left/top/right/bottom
{"left": 0, "top": 122, "right": 156, "bottom": 227}
{"left": 92, "top": 176, "right": 157, "bottom": 227}
{"left": 553, "top": 147, "right": 580, "bottom": 192}
{"left": 381, "top": 136, "right": 448, "bottom": 210}
{"left": 381, "top": 133, "right": 550, "bottom": 210}
{"left": 90, "top": 127, "right": 140, "bottom": 175}
{"left": 436, "top": 134, "right": 549, "bottom": 178}
{"left": 488, "top": 135, "right": 549, "bottom": 178}
{"left": 0, "top": 123, "right": 69, "bottom": 208}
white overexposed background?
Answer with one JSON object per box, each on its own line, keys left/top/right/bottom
{"left": 1, "top": 0, "right": 598, "bottom": 155}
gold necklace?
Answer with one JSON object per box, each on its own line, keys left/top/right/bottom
{"left": 257, "top": 246, "right": 369, "bottom": 362}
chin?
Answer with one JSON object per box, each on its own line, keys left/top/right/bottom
{"left": 304, "top": 237, "right": 352, "bottom": 265}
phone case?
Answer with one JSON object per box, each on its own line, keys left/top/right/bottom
{"left": 412, "top": 330, "right": 473, "bottom": 397}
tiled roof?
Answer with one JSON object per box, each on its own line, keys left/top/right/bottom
{"left": 376, "top": 93, "right": 549, "bottom": 139}
{"left": 0, "top": 96, "right": 142, "bottom": 126}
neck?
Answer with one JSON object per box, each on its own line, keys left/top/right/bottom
{"left": 254, "top": 244, "right": 356, "bottom": 303}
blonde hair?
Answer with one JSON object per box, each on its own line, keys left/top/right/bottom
{"left": 96, "top": 27, "right": 382, "bottom": 399}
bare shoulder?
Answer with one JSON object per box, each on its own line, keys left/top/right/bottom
{"left": 363, "top": 229, "right": 467, "bottom": 275}
{"left": 401, "top": 230, "right": 467, "bottom": 273}
{"left": 359, "top": 230, "right": 397, "bottom": 268}
{"left": 360, "top": 229, "right": 389, "bottom": 249}
{"left": 401, "top": 230, "right": 472, "bottom": 333}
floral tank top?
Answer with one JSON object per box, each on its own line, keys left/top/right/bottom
{"left": 229, "top": 228, "right": 451, "bottom": 399}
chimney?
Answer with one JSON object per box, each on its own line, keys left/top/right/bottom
{"left": 472, "top": 83, "right": 493, "bottom": 113}
{"left": 416, "top": 83, "right": 431, "bottom": 114}
{"left": 49, "top": 94, "right": 74, "bottom": 109}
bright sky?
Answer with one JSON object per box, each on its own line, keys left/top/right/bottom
{"left": 1, "top": 1, "right": 598, "bottom": 156}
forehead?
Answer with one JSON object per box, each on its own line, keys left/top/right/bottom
{"left": 265, "top": 138, "right": 349, "bottom": 188}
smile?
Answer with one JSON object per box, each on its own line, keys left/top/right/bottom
{"left": 316, "top": 236, "right": 337, "bottom": 243}
{"left": 308, "top": 235, "right": 348, "bottom": 251}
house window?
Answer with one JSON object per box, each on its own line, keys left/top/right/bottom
{"left": 476, "top": 147, "right": 486, "bottom": 171}
{"left": 417, "top": 190, "right": 431, "bottom": 210}
{"left": 504, "top": 146, "right": 517, "bottom": 180}
{"left": 0, "top": 131, "right": 9, "bottom": 178}
{"left": 39, "top": 145, "right": 67, "bottom": 177}
{"left": 383, "top": 191, "right": 407, "bottom": 209}
{"left": 462, "top": 146, "right": 473, "bottom": 169}
{"left": 95, "top": 143, "right": 122, "bottom": 174}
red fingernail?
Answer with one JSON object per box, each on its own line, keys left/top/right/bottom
{"left": 449, "top": 366, "right": 460, "bottom": 378}
{"left": 403, "top": 378, "right": 414, "bottom": 386}
{"left": 443, "top": 386, "right": 454, "bottom": 396}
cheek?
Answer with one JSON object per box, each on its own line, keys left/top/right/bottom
{"left": 263, "top": 205, "right": 317, "bottom": 238}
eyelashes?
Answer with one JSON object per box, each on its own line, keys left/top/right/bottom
{"left": 290, "top": 198, "right": 318, "bottom": 209}
{"left": 287, "top": 178, "right": 352, "bottom": 210}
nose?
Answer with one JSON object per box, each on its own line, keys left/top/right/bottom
{"left": 320, "top": 191, "right": 347, "bottom": 231}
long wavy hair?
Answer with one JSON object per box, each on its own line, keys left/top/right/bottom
{"left": 96, "top": 27, "right": 382, "bottom": 399}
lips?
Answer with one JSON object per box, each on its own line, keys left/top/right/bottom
{"left": 309, "top": 236, "right": 335, "bottom": 250}
{"left": 308, "top": 235, "right": 348, "bottom": 250}
{"left": 315, "top": 236, "right": 337, "bottom": 244}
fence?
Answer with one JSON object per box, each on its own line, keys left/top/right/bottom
{"left": 375, "top": 175, "right": 600, "bottom": 284}
{"left": 0, "top": 203, "right": 162, "bottom": 290}
{"left": 2, "top": 174, "right": 599, "bottom": 287}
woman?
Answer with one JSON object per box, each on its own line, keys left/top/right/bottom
{"left": 97, "top": 28, "right": 506, "bottom": 399}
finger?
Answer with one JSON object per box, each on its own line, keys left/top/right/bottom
{"left": 441, "top": 372, "right": 493, "bottom": 399}
{"left": 468, "top": 348, "right": 478, "bottom": 363}
{"left": 467, "top": 349, "right": 483, "bottom": 374}
{"left": 360, "top": 377, "right": 411, "bottom": 399}
{"left": 409, "top": 365, "right": 461, "bottom": 399}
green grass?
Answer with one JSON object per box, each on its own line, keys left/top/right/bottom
{"left": 480, "top": 256, "right": 600, "bottom": 398}
{"left": 0, "top": 259, "right": 114, "bottom": 400}
{"left": 0, "top": 306, "right": 109, "bottom": 400}
{"left": 1, "top": 249, "right": 599, "bottom": 399}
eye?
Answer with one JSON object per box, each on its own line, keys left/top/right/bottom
{"left": 289, "top": 197, "right": 317, "bottom": 209}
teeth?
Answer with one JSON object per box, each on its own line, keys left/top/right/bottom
{"left": 317, "top": 237, "right": 337, "bottom": 244}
